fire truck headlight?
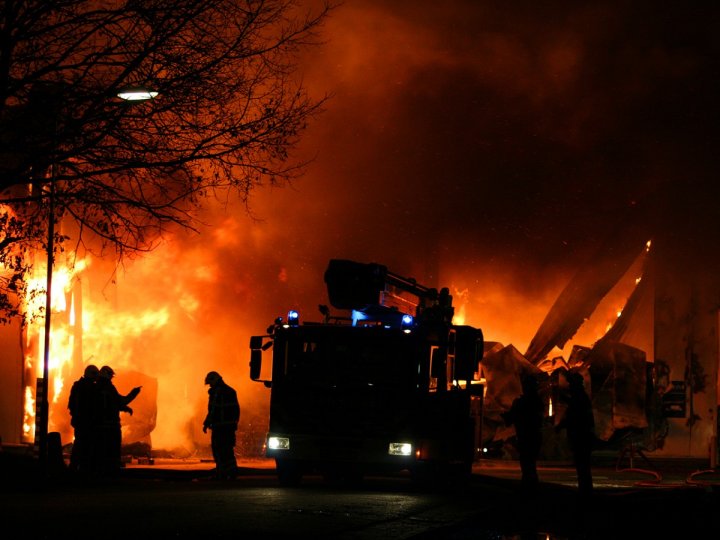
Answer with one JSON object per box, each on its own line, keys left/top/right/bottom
{"left": 267, "top": 436, "right": 290, "bottom": 450}
{"left": 388, "top": 442, "right": 413, "bottom": 456}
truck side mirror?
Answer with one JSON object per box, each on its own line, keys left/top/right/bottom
{"left": 250, "top": 336, "right": 264, "bottom": 350}
{"left": 249, "top": 336, "right": 268, "bottom": 381}
{"left": 250, "top": 349, "right": 262, "bottom": 381}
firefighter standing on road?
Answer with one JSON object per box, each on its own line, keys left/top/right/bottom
{"left": 203, "top": 371, "right": 241, "bottom": 480}
{"left": 96, "top": 365, "right": 142, "bottom": 476}
{"left": 67, "top": 364, "right": 101, "bottom": 475}
{"left": 502, "top": 373, "right": 544, "bottom": 493}
{"left": 556, "top": 371, "right": 595, "bottom": 496}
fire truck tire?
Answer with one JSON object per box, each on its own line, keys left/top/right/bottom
{"left": 411, "top": 460, "right": 471, "bottom": 486}
{"left": 343, "top": 468, "right": 364, "bottom": 486}
{"left": 449, "top": 459, "right": 473, "bottom": 481}
{"left": 276, "top": 458, "right": 303, "bottom": 486}
{"left": 322, "top": 464, "right": 364, "bottom": 486}
{"left": 410, "top": 462, "right": 440, "bottom": 486}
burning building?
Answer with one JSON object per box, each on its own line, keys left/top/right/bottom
{"left": 0, "top": 223, "right": 274, "bottom": 462}
{"left": 0, "top": 209, "right": 717, "bottom": 469}
{"left": 478, "top": 216, "right": 719, "bottom": 465}
{"left": 1, "top": 1, "right": 718, "bottom": 472}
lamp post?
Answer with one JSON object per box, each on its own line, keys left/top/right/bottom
{"left": 36, "top": 149, "right": 56, "bottom": 474}
{"left": 117, "top": 86, "right": 159, "bottom": 101}
{"left": 37, "top": 85, "right": 157, "bottom": 474}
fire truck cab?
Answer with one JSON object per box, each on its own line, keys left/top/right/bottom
{"left": 249, "top": 259, "right": 484, "bottom": 485}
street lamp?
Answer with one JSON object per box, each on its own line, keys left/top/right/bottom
{"left": 117, "top": 86, "right": 160, "bottom": 101}
{"left": 37, "top": 85, "right": 158, "bottom": 474}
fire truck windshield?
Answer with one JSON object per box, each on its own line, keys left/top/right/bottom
{"left": 271, "top": 327, "right": 421, "bottom": 437}
{"left": 284, "top": 330, "right": 418, "bottom": 389}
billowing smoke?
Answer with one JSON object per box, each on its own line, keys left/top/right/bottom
{"left": 35, "top": 0, "right": 719, "bottom": 455}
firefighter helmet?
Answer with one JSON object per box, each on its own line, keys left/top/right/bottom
{"left": 84, "top": 364, "right": 100, "bottom": 378}
{"left": 99, "top": 365, "right": 115, "bottom": 379}
{"left": 205, "top": 371, "right": 222, "bottom": 385}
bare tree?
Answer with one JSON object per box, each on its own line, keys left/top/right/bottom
{"left": 0, "top": 0, "right": 332, "bottom": 323}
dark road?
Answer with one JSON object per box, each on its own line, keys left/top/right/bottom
{"left": 2, "top": 452, "right": 719, "bottom": 539}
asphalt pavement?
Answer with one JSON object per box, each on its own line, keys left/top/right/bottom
{"left": 3, "top": 440, "right": 719, "bottom": 486}
{"left": 2, "top": 445, "right": 719, "bottom": 539}
{"left": 2, "top": 441, "right": 719, "bottom": 489}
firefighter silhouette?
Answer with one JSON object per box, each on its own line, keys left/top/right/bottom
{"left": 502, "top": 373, "right": 543, "bottom": 492}
{"left": 203, "top": 371, "right": 241, "bottom": 480}
{"left": 556, "top": 371, "right": 595, "bottom": 495}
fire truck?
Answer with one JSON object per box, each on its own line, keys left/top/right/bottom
{"left": 249, "top": 259, "right": 484, "bottom": 485}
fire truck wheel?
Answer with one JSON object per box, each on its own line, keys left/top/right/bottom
{"left": 321, "top": 465, "right": 364, "bottom": 486}
{"left": 276, "top": 458, "right": 303, "bottom": 487}
{"left": 322, "top": 466, "right": 340, "bottom": 485}
{"left": 411, "top": 460, "right": 471, "bottom": 487}
{"left": 344, "top": 468, "right": 364, "bottom": 486}
{"left": 448, "top": 459, "right": 473, "bottom": 482}
{"left": 410, "top": 462, "right": 439, "bottom": 486}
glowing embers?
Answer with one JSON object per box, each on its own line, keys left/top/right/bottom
{"left": 267, "top": 436, "right": 290, "bottom": 450}
{"left": 388, "top": 442, "right": 413, "bottom": 456}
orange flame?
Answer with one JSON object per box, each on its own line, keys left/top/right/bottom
{"left": 22, "top": 258, "right": 86, "bottom": 441}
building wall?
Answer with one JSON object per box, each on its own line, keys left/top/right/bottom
{"left": 654, "top": 236, "right": 719, "bottom": 460}
{"left": 0, "top": 319, "right": 24, "bottom": 445}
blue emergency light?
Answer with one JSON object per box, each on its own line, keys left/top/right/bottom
{"left": 351, "top": 310, "right": 368, "bottom": 326}
{"left": 401, "top": 314, "right": 414, "bottom": 332}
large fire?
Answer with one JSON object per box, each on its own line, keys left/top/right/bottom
{"left": 15, "top": 204, "right": 649, "bottom": 460}
{"left": 23, "top": 255, "right": 170, "bottom": 446}
{"left": 18, "top": 219, "right": 274, "bottom": 458}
